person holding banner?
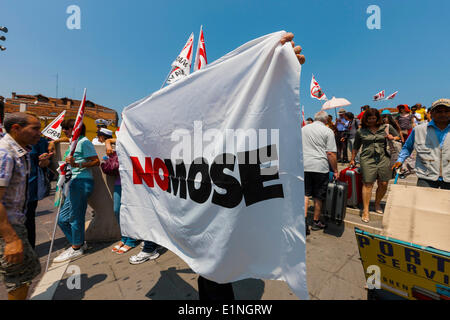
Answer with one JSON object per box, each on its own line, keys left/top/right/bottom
{"left": 53, "top": 118, "right": 100, "bottom": 263}
{"left": 194, "top": 31, "right": 306, "bottom": 300}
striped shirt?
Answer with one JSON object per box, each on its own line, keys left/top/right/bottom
{"left": 0, "top": 134, "right": 30, "bottom": 225}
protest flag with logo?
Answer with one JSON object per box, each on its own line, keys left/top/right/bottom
{"left": 373, "top": 90, "right": 385, "bottom": 101}
{"left": 194, "top": 25, "right": 207, "bottom": 71}
{"left": 166, "top": 33, "right": 195, "bottom": 85}
{"left": 386, "top": 91, "right": 398, "bottom": 100}
{"left": 310, "top": 75, "right": 327, "bottom": 101}
{"left": 41, "top": 110, "right": 66, "bottom": 141}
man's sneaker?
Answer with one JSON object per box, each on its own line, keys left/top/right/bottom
{"left": 53, "top": 247, "right": 84, "bottom": 263}
{"left": 311, "top": 220, "right": 327, "bottom": 231}
{"left": 129, "top": 250, "right": 160, "bottom": 265}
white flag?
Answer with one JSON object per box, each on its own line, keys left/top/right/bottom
{"left": 41, "top": 110, "right": 66, "bottom": 141}
{"left": 194, "top": 26, "right": 207, "bottom": 71}
{"left": 310, "top": 75, "right": 327, "bottom": 100}
{"left": 171, "top": 33, "right": 194, "bottom": 74}
{"left": 386, "top": 91, "right": 398, "bottom": 100}
{"left": 373, "top": 90, "right": 385, "bottom": 101}
{"left": 118, "top": 31, "right": 308, "bottom": 300}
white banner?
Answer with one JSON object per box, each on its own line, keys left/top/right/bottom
{"left": 41, "top": 110, "right": 66, "bottom": 141}
{"left": 117, "top": 31, "right": 308, "bottom": 299}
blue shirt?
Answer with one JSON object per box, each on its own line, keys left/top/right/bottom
{"left": 336, "top": 117, "right": 349, "bottom": 132}
{"left": 62, "top": 136, "right": 98, "bottom": 180}
{"left": 397, "top": 120, "right": 450, "bottom": 180}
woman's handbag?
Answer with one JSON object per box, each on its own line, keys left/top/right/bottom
{"left": 101, "top": 152, "right": 120, "bottom": 176}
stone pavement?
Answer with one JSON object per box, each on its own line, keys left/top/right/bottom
{"left": 0, "top": 185, "right": 374, "bottom": 300}
{"left": 1, "top": 168, "right": 419, "bottom": 300}
{"left": 33, "top": 221, "right": 367, "bottom": 300}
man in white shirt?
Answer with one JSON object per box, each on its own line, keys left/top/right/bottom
{"left": 302, "top": 111, "right": 338, "bottom": 232}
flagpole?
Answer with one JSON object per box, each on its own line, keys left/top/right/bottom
{"left": 161, "top": 67, "right": 174, "bottom": 89}
{"left": 45, "top": 189, "right": 65, "bottom": 272}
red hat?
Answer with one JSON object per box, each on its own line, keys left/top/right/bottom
{"left": 397, "top": 104, "right": 410, "bottom": 112}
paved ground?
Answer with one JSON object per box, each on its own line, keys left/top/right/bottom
{"left": 1, "top": 186, "right": 370, "bottom": 300}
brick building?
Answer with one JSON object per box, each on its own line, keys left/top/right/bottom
{"left": 2, "top": 92, "right": 119, "bottom": 139}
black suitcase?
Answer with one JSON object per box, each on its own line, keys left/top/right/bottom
{"left": 324, "top": 181, "right": 348, "bottom": 224}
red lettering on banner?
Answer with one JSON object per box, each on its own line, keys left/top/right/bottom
{"left": 153, "top": 158, "right": 169, "bottom": 191}
{"left": 130, "top": 156, "right": 154, "bottom": 187}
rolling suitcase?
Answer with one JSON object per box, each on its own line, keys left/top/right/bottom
{"left": 324, "top": 180, "right": 348, "bottom": 224}
{"left": 338, "top": 167, "right": 362, "bottom": 208}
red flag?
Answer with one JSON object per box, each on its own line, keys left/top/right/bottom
{"left": 58, "top": 89, "right": 87, "bottom": 177}
{"left": 373, "top": 90, "right": 385, "bottom": 101}
{"left": 194, "top": 26, "right": 207, "bottom": 71}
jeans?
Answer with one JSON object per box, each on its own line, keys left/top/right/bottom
{"left": 336, "top": 131, "right": 348, "bottom": 161}
{"left": 142, "top": 240, "right": 158, "bottom": 253}
{"left": 58, "top": 178, "right": 94, "bottom": 246}
{"left": 113, "top": 185, "right": 138, "bottom": 247}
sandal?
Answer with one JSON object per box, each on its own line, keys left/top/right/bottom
{"left": 116, "top": 245, "right": 133, "bottom": 255}
{"left": 362, "top": 215, "right": 370, "bottom": 223}
{"left": 112, "top": 242, "right": 124, "bottom": 253}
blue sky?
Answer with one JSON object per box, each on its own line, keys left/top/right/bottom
{"left": 1, "top": 0, "right": 449, "bottom": 119}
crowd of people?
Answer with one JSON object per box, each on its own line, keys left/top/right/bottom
{"left": 0, "top": 31, "right": 448, "bottom": 301}
{"left": 303, "top": 99, "right": 449, "bottom": 232}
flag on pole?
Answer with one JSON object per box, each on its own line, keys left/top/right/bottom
{"left": 166, "top": 33, "right": 195, "bottom": 85}
{"left": 386, "top": 91, "right": 398, "bottom": 100}
{"left": 194, "top": 26, "right": 207, "bottom": 71}
{"left": 41, "top": 110, "right": 66, "bottom": 141}
{"left": 302, "top": 106, "right": 306, "bottom": 127}
{"left": 310, "top": 75, "right": 327, "bottom": 101}
{"left": 56, "top": 89, "right": 87, "bottom": 192}
{"left": 373, "top": 90, "right": 385, "bottom": 101}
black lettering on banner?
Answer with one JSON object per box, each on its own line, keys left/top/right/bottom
{"left": 423, "top": 268, "right": 436, "bottom": 280}
{"left": 357, "top": 235, "right": 370, "bottom": 249}
{"left": 187, "top": 157, "right": 212, "bottom": 204}
{"left": 377, "top": 254, "right": 386, "bottom": 264}
{"left": 406, "top": 263, "right": 417, "bottom": 274}
{"left": 379, "top": 241, "right": 394, "bottom": 257}
{"left": 164, "top": 159, "right": 187, "bottom": 199}
{"left": 238, "top": 145, "right": 284, "bottom": 207}
{"left": 210, "top": 153, "right": 243, "bottom": 208}
{"left": 431, "top": 255, "right": 450, "bottom": 273}
{"left": 444, "top": 275, "right": 449, "bottom": 285}
{"left": 404, "top": 248, "right": 421, "bottom": 265}
{"left": 392, "top": 259, "right": 400, "bottom": 268}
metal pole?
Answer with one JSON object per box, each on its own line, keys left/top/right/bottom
{"left": 45, "top": 191, "right": 64, "bottom": 272}
{"left": 160, "top": 67, "right": 174, "bottom": 90}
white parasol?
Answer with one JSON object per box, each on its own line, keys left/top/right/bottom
{"left": 322, "top": 96, "right": 351, "bottom": 110}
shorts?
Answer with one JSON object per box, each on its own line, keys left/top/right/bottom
{"left": 304, "top": 171, "right": 329, "bottom": 201}
{"left": 360, "top": 157, "right": 392, "bottom": 183}
{"left": 0, "top": 224, "right": 41, "bottom": 292}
